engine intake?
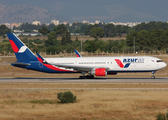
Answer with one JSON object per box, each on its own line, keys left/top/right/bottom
{"left": 91, "top": 68, "right": 107, "bottom": 76}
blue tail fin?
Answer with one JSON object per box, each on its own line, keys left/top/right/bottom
{"left": 7, "top": 33, "right": 37, "bottom": 62}
{"left": 74, "top": 49, "right": 82, "bottom": 57}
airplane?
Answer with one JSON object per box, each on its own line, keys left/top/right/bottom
{"left": 74, "top": 49, "right": 82, "bottom": 57}
{"left": 7, "top": 33, "right": 167, "bottom": 79}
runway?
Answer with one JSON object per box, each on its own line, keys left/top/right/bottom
{"left": 0, "top": 77, "right": 168, "bottom": 82}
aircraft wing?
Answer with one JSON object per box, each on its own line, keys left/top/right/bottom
{"left": 50, "top": 63, "right": 110, "bottom": 72}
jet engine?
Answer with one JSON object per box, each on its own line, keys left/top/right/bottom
{"left": 91, "top": 68, "right": 107, "bottom": 76}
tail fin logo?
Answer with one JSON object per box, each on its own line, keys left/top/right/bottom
{"left": 9, "top": 40, "right": 27, "bottom": 53}
{"left": 18, "top": 46, "right": 27, "bottom": 53}
{"left": 9, "top": 40, "right": 19, "bottom": 53}
{"left": 115, "top": 59, "right": 130, "bottom": 68}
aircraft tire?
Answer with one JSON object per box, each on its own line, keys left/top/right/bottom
{"left": 86, "top": 75, "right": 94, "bottom": 79}
{"left": 151, "top": 76, "right": 155, "bottom": 79}
{"left": 90, "top": 75, "right": 94, "bottom": 79}
{"left": 79, "top": 76, "right": 84, "bottom": 79}
{"left": 79, "top": 75, "right": 94, "bottom": 79}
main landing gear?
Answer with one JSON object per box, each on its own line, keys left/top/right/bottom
{"left": 79, "top": 75, "right": 94, "bottom": 79}
{"left": 79, "top": 72, "right": 94, "bottom": 79}
{"left": 151, "top": 71, "right": 156, "bottom": 79}
{"left": 79, "top": 74, "right": 94, "bottom": 79}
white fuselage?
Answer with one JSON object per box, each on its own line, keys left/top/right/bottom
{"left": 45, "top": 56, "right": 166, "bottom": 73}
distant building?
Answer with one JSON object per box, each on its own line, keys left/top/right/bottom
{"left": 2, "top": 23, "right": 10, "bottom": 28}
{"left": 108, "top": 21, "right": 142, "bottom": 27}
{"left": 69, "top": 23, "right": 72, "bottom": 26}
{"left": 82, "top": 20, "right": 89, "bottom": 24}
{"left": 14, "top": 32, "right": 41, "bottom": 37}
{"left": 95, "top": 20, "right": 100, "bottom": 24}
{"left": 11, "top": 23, "right": 18, "bottom": 28}
{"left": 108, "top": 22, "right": 115, "bottom": 25}
{"left": 71, "top": 33, "right": 80, "bottom": 36}
{"left": 17, "top": 23, "right": 23, "bottom": 27}
{"left": 89, "top": 22, "right": 95, "bottom": 25}
{"left": 51, "top": 20, "right": 59, "bottom": 26}
{"left": 62, "top": 22, "right": 68, "bottom": 25}
{"left": 13, "top": 30, "right": 24, "bottom": 33}
{"left": 32, "top": 21, "right": 41, "bottom": 25}
{"left": 33, "top": 29, "right": 39, "bottom": 32}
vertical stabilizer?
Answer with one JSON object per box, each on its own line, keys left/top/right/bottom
{"left": 7, "top": 33, "right": 37, "bottom": 62}
{"left": 74, "top": 49, "right": 82, "bottom": 57}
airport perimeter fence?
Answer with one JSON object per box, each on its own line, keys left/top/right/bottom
{"left": 1, "top": 50, "right": 168, "bottom": 58}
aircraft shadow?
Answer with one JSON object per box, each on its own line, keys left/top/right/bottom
{"left": 12, "top": 77, "right": 167, "bottom": 80}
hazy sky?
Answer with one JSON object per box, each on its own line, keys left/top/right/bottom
{"left": 1, "top": 0, "right": 168, "bottom": 22}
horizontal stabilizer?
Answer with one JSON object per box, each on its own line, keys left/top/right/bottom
{"left": 11, "top": 62, "right": 31, "bottom": 68}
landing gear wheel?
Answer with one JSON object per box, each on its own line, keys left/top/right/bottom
{"left": 86, "top": 75, "right": 90, "bottom": 79}
{"left": 79, "top": 76, "right": 84, "bottom": 79}
{"left": 86, "top": 75, "right": 94, "bottom": 79}
{"left": 151, "top": 71, "right": 156, "bottom": 79}
{"left": 151, "top": 76, "right": 155, "bottom": 79}
{"left": 79, "top": 75, "right": 94, "bottom": 79}
{"left": 90, "top": 75, "right": 94, "bottom": 79}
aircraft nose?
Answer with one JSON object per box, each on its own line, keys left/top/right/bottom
{"left": 163, "top": 62, "right": 167, "bottom": 68}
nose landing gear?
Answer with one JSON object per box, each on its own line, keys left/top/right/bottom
{"left": 151, "top": 71, "right": 156, "bottom": 79}
{"left": 79, "top": 72, "right": 94, "bottom": 79}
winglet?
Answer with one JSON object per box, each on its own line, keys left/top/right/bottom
{"left": 74, "top": 49, "right": 82, "bottom": 57}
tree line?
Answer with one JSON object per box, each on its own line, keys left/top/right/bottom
{"left": 125, "top": 21, "right": 168, "bottom": 52}
{"left": 1, "top": 21, "right": 168, "bottom": 55}
{"left": 39, "top": 21, "right": 168, "bottom": 53}
{"left": 13, "top": 22, "right": 130, "bottom": 37}
{"left": 133, "top": 21, "right": 168, "bottom": 31}
{"left": 126, "top": 29, "right": 168, "bottom": 52}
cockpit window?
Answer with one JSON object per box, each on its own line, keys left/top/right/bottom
{"left": 157, "top": 60, "right": 163, "bottom": 62}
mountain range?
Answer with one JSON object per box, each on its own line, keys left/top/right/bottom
{"left": 0, "top": 0, "right": 168, "bottom": 24}
{"left": 0, "top": 4, "right": 63, "bottom": 24}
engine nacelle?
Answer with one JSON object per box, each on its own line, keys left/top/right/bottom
{"left": 91, "top": 68, "right": 107, "bottom": 76}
